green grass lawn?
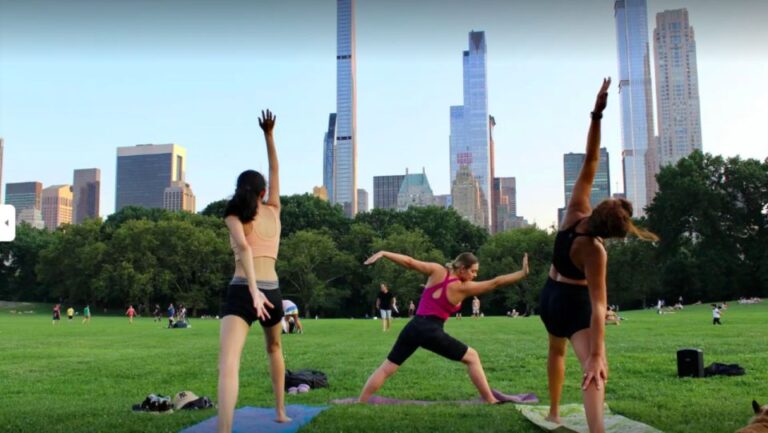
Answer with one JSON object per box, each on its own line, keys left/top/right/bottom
{"left": 0, "top": 302, "right": 766, "bottom": 433}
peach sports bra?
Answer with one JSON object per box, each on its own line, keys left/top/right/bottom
{"left": 230, "top": 204, "right": 281, "bottom": 260}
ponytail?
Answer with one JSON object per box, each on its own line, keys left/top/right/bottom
{"left": 224, "top": 170, "right": 266, "bottom": 223}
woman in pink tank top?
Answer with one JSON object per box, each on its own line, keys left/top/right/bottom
{"left": 358, "top": 250, "right": 529, "bottom": 404}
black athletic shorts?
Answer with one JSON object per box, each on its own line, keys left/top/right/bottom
{"left": 539, "top": 277, "right": 592, "bottom": 338}
{"left": 222, "top": 283, "right": 283, "bottom": 328}
{"left": 387, "top": 315, "right": 469, "bottom": 366}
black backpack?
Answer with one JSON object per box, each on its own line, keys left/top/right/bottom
{"left": 704, "top": 362, "right": 746, "bottom": 377}
{"left": 284, "top": 369, "right": 329, "bottom": 390}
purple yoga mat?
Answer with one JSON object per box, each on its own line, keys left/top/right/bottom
{"left": 331, "top": 389, "right": 538, "bottom": 405}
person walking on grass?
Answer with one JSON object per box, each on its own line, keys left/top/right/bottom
{"left": 66, "top": 306, "right": 74, "bottom": 322}
{"left": 82, "top": 305, "right": 91, "bottom": 325}
{"left": 539, "top": 78, "right": 657, "bottom": 433}
{"left": 358, "top": 251, "right": 529, "bottom": 404}
{"left": 471, "top": 296, "right": 481, "bottom": 318}
{"left": 167, "top": 303, "right": 175, "bottom": 328}
{"left": 126, "top": 305, "right": 136, "bottom": 324}
{"left": 52, "top": 304, "right": 61, "bottom": 325}
{"left": 218, "top": 109, "right": 290, "bottom": 431}
{"left": 376, "top": 283, "right": 395, "bottom": 331}
{"left": 712, "top": 304, "right": 723, "bottom": 325}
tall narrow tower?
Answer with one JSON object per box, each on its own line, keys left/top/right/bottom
{"left": 449, "top": 31, "right": 492, "bottom": 230}
{"left": 615, "top": 0, "right": 655, "bottom": 215}
{"left": 334, "top": 0, "right": 357, "bottom": 217}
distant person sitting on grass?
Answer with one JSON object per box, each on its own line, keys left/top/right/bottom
{"left": 82, "top": 305, "right": 91, "bottom": 324}
{"left": 358, "top": 250, "right": 529, "bottom": 404}
{"left": 605, "top": 306, "right": 620, "bottom": 326}
{"left": 126, "top": 305, "right": 137, "bottom": 324}
{"left": 52, "top": 304, "right": 61, "bottom": 325}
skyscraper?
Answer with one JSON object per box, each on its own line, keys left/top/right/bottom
{"left": 73, "top": 168, "right": 101, "bottom": 223}
{"left": 5, "top": 181, "right": 42, "bottom": 223}
{"left": 493, "top": 177, "right": 517, "bottom": 233}
{"left": 451, "top": 165, "right": 484, "bottom": 227}
{"left": 163, "top": 181, "right": 196, "bottom": 213}
{"left": 323, "top": 113, "right": 337, "bottom": 202}
{"left": 373, "top": 175, "right": 405, "bottom": 210}
{"left": 563, "top": 148, "right": 611, "bottom": 207}
{"left": 397, "top": 169, "right": 435, "bottom": 211}
{"left": 654, "top": 9, "right": 703, "bottom": 168}
{"left": 334, "top": 0, "right": 357, "bottom": 217}
{"left": 116, "top": 144, "right": 187, "bottom": 211}
{"left": 615, "top": 0, "right": 655, "bottom": 216}
{"left": 450, "top": 31, "right": 492, "bottom": 230}
{"left": 357, "top": 188, "right": 368, "bottom": 213}
{"left": 42, "top": 185, "right": 73, "bottom": 230}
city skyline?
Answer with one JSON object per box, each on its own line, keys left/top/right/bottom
{"left": 1, "top": 0, "right": 766, "bottom": 228}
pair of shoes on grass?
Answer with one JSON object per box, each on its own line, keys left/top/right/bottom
{"left": 287, "top": 384, "right": 311, "bottom": 395}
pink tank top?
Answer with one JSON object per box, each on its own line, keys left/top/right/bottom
{"left": 416, "top": 271, "right": 462, "bottom": 321}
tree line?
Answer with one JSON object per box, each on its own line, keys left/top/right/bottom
{"left": 1, "top": 151, "right": 765, "bottom": 316}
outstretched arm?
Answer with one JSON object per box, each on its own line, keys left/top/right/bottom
{"left": 567, "top": 78, "right": 611, "bottom": 218}
{"left": 582, "top": 244, "right": 608, "bottom": 391}
{"left": 259, "top": 109, "right": 280, "bottom": 209}
{"left": 364, "top": 251, "right": 444, "bottom": 277}
{"left": 457, "top": 254, "right": 529, "bottom": 297}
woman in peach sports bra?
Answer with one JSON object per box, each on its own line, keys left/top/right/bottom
{"left": 217, "top": 109, "right": 290, "bottom": 431}
{"left": 358, "top": 251, "right": 529, "bottom": 404}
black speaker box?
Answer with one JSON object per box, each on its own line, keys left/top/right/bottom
{"left": 677, "top": 348, "right": 704, "bottom": 378}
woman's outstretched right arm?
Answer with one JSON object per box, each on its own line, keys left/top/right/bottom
{"left": 364, "top": 251, "right": 443, "bottom": 277}
{"left": 259, "top": 109, "right": 280, "bottom": 209}
{"left": 566, "top": 78, "right": 611, "bottom": 220}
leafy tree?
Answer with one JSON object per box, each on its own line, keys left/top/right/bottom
{"left": 200, "top": 199, "right": 229, "bottom": 218}
{"left": 276, "top": 229, "right": 355, "bottom": 317}
{"left": 279, "top": 194, "right": 349, "bottom": 238}
{"left": 0, "top": 223, "right": 54, "bottom": 301}
{"left": 476, "top": 227, "right": 553, "bottom": 315}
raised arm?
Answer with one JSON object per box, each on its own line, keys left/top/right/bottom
{"left": 582, "top": 243, "right": 608, "bottom": 391}
{"left": 457, "top": 254, "right": 529, "bottom": 297}
{"left": 259, "top": 109, "right": 280, "bottom": 209}
{"left": 225, "top": 216, "right": 273, "bottom": 320}
{"left": 364, "top": 251, "right": 444, "bottom": 277}
{"left": 567, "top": 78, "right": 611, "bottom": 217}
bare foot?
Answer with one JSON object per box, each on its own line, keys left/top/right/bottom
{"left": 544, "top": 414, "right": 562, "bottom": 424}
{"left": 275, "top": 414, "right": 292, "bottom": 423}
{"left": 485, "top": 398, "right": 500, "bottom": 404}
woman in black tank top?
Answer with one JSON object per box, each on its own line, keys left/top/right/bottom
{"left": 540, "top": 79, "right": 657, "bottom": 433}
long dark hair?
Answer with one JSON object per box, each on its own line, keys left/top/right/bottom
{"left": 224, "top": 170, "right": 266, "bottom": 223}
{"left": 587, "top": 198, "right": 658, "bottom": 241}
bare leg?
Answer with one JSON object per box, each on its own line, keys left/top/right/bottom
{"left": 358, "top": 360, "right": 399, "bottom": 402}
{"left": 546, "top": 334, "right": 567, "bottom": 423}
{"left": 263, "top": 322, "right": 291, "bottom": 423}
{"left": 217, "top": 316, "right": 250, "bottom": 433}
{"left": 571, "top": 328, "right": 605, "bottom": 433}
{"left": 385, "top": 317, "right": 391, "bottom": 331}
{"left": 461, "top": 348, "right": 498, "bottom": 403}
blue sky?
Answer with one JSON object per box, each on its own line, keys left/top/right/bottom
{"left": 1, "top": 0, "right": 766, "bottom": 228}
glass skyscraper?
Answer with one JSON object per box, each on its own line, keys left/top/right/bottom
{"left": 5, "top": 181, "right": 42, "bottom": 222}
{"left": 73, "top": 168, "right": 100, "bottom": 224}
{"left": 563, "top": 148, "right": 611, "bottom": 207}
{"left": 323, "top": 113, "right": 336, "bottom": 203}
{"left": 615, "top": 0, "right": 655, "bottom": 216}
{"left": 654, "top": 9, "right": 703, "bottom": 168}
{"left": 373, "top": 175, "right": 405, "bottom": 210}
{"left": 450, "top": 31, "right": 492, "bottom": 230}
{"left": 115, "top": 144, "right": 186, "bottom": 211}
{"left": 334, "top": 0, "right": 357, "bottom": 217}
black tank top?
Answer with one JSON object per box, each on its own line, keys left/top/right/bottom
{"left": 552, "top": 218, "right": 593, "bottom": 280}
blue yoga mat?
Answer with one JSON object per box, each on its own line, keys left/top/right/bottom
{"left": 178, "top": 405, "right": 329, "bottom": 433}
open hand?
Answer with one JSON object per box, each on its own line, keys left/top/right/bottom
{"left": 521, "top": 253, "right": 529, "bottom": 276}
{"left": 259, "top": 109, "right": 276, "bottom": 135}
{"left": 364, "top": 251, "right": 385, "bottom": 265}
{"left": 593, "top": 78, "right": 611, "bottom": 114}
{"left": 253, "top": 291, "right": 274, "bottom": 322}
